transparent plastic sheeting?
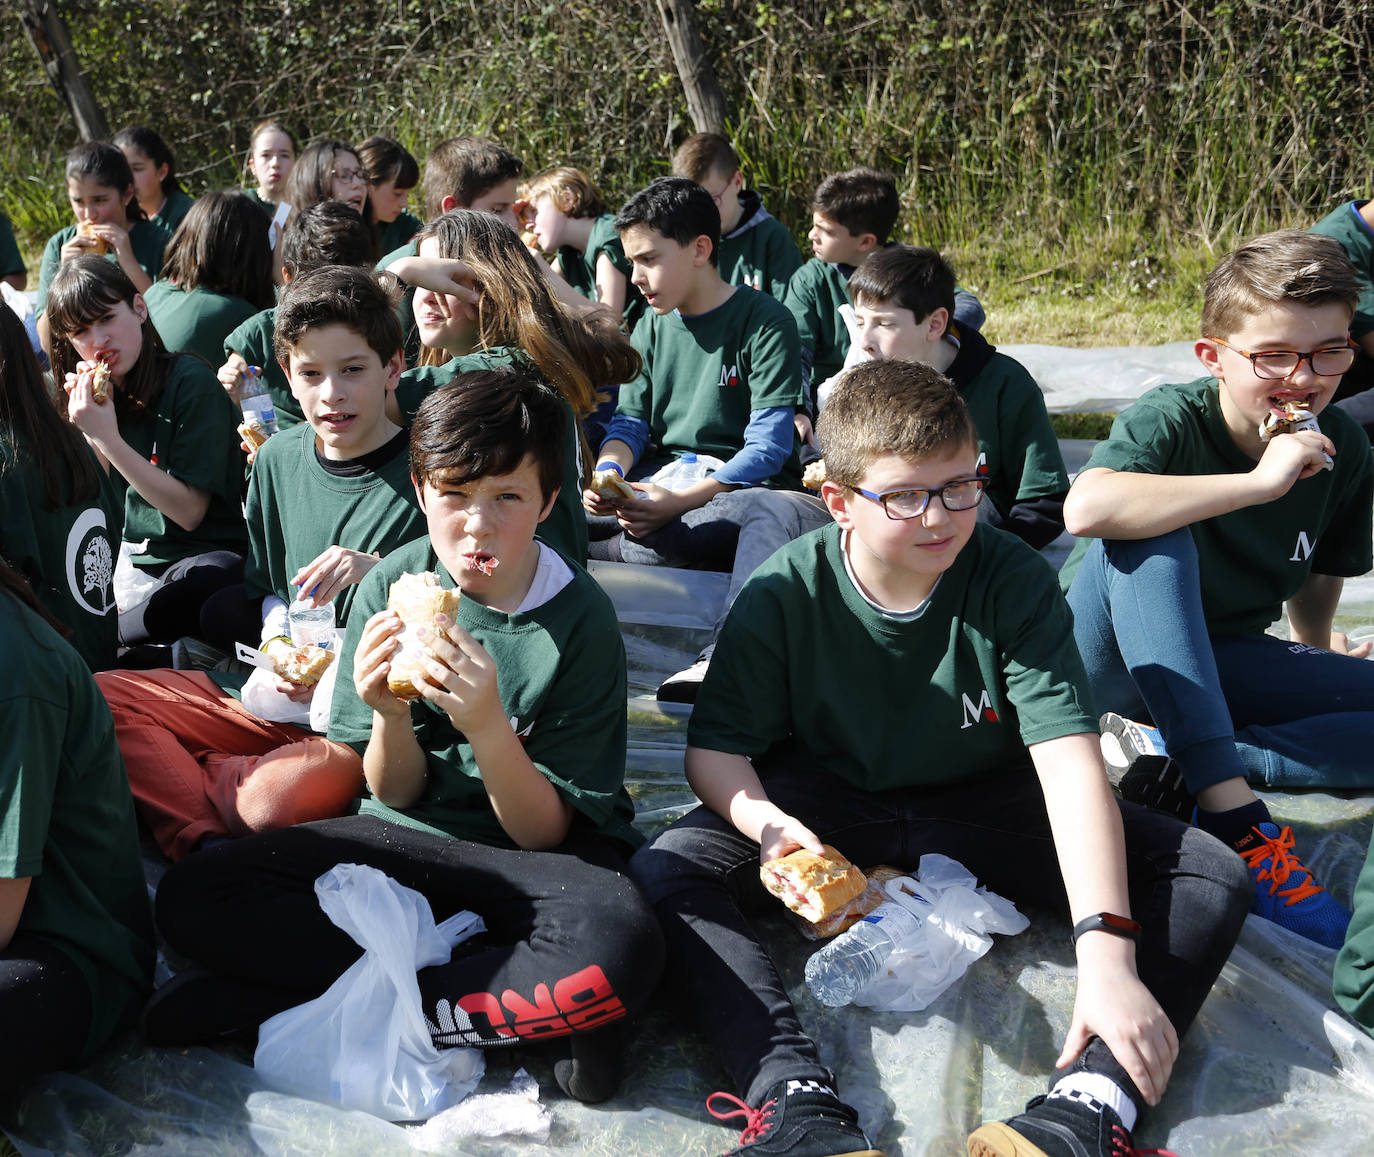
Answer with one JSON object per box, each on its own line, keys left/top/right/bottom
{"left": 1001, "top": 341, "right": 1202, "bottom": 413}
{"left": 9, "top": 526, "right": 1374, "bottom": 1154}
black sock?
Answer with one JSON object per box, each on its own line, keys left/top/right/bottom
{"left": 1195, "top": 799, "right": 1271, "bottom": 848}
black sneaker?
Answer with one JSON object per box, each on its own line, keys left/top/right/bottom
{"left": 547, "top": 1025, "right": 624, "bottom": 1103}
{"left": 1099, "top": 713, "right": 1194, "bottom": 821}
{"left": 657, "top": 656, "right": 711, "bottom": 705}
{"left": 707, "top": 1078, "right": 885, "bottom": 1156}
{"left": 967, "top": 1093, "right": 1176, "bottom": 1157}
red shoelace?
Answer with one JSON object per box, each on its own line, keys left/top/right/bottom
{"left": 707, "top": 1090, "right": 776, "bottom": 1144}
{"left": 1111, "top": 1121, "right": 1179, "bottom": 1156}
{"left": 1238, "top": 824, "right": 1323, "bottom": 906}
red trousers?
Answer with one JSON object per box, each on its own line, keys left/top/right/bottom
{"left": 96, "top": 669, "right": 364, "bottom": 860}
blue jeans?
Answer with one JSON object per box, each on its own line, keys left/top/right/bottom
{"left": 628, "top": 754, "right": 1249, "bottom": 1110}
{"left": 1067, "top": 530, "right": 1374, "bottom": 791}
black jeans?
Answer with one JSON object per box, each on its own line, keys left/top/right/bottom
{"left": 156, "top": 815, "right": 665, "bottom": 1047}
{"left": 628, "top": 755, "right": 1251, "bottom": 1109}
{"left": 0, "top": 934, "right": 92, "bottom": 1091}
{"left": 119, "top": 550, "right": 245, "bottom": 646}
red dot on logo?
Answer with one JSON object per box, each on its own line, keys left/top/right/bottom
{"left": 985, "top": 708, "right": 999, "bottom": 722}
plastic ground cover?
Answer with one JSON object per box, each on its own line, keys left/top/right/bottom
{"left": 7, "top": 344, "right": 1374, "bottom": 1156}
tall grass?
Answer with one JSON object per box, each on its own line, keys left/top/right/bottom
{"left": 4, "top": 0, "right": 1371, "bottom": 343}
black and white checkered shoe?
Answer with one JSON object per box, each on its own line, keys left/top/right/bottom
{"left": 967, "top": 1092, "right": 1177, "bottom": 1156}
{"left": 707, "top": 1078, "right": 885, "bottom": 1156}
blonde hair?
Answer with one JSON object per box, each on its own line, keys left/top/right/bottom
{"left": 524, "top": 166, "right": 608, "bottom": 220}
{"left": 1202, "top": 229, "right": 1358, "bottom": 337}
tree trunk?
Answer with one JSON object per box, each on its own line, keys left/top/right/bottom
{"left": 653, "top": 0, "right": 731, "bottom": 136}
{"left": 18, "top": 0, "right": 110, "bottom": 142}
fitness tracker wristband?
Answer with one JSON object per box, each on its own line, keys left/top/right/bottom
{"left": 1071, "top": 912, "right": 1142, "bottom": 946}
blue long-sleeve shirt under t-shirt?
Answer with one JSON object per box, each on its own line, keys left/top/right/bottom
{"left": 600, "top": 405, "right": 794, "bottom": 487}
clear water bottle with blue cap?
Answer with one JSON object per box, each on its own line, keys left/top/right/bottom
{"left": 804, "top": 893, "right": 934, "bottom": 1007}
{"left": 239, "top": 365, "right": 279, "bottom": 439}
{"left": 288, "top": 586, "right": 334, "bottom": 648}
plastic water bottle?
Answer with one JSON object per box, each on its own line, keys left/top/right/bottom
{"left": 288, "top": 592, "right": 335, "bottom": 648}
{"left": 651, "top": 452, "right": 725, "bottom": 492}
{"left": 804, "top": 896, "right": 933, "bottom": 1007}
{"left": 239, "top": 365, "right": 279, "bottom": 438}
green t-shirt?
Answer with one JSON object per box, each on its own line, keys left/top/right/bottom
{"left": 960, "top": 351, "right": 1070, "bottom": 519}
{"left": 1311, "top": 201, "right": 1374, "bottom": 339}
{"left": 0, "top": 441, "right": 123, "bottom": 672}
{"left": 719, "top": 208, "right": 804, "bottom": 302}
{"left": 689, "top": 521, "right": 1097, "bottom": 790}
{"left": 555, "top": 214, "right": 644, "bottom": 328}
{"left": 36, "top": 219, "right": 172, "bottom": 315}
{"left": 0, "top": 210, "right": 24, "bottom": 277}
{"left": 145, "top": 280, "right": 259, "bottom": 369}
{"left": 397, "top": 348, "right": 589, "bottom": 563}
{"left": 619, "top": 287, "right": 804, "bottom": 486}
{"left": 0, "top": 595, "right": 154, "bottom": 1056}
{"left": 116, "top": 354, "right": 249, "bottom": 568}
{"left": 783, "top": 258, "right": 851, "bottom": 389}
{"left": 151, "top": 188, "right": 195, "bottom": 235}
{"left": 379, "top": 210, "right": 423, "bottom": 255}
{"left": 244, "top": 188, "right": 279, "bottom": 218}
{"left": 1060, "top": 378, "right": 1374, "bottom": 636}
{"left": 244, "top": 424, "right": 426, "bottom": 626}
{"left": 223, "top": 306, "right": 303, "bottom": 428}
{"left": 328, "top": 537, "right": 640, "bottom": 850}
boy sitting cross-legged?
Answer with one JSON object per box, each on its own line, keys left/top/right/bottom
{"left": 145, "top": 369, "right": 664, "bottom": 1102}
{"left": 1061, "top": 229, "right": 1374, "bottom": 947}
{"left": 96, "top": 265, "right": 427, "bottom": 860}
{"left": 849, "top": 245, "right": 1070, "bottom": 550}
{"left": 628, "top": 361, "right": 1249, "bottom": 1156}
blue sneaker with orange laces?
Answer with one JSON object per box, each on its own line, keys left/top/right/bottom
{"left": 1233, "top": 821, "right": 1351, "bottom": 948}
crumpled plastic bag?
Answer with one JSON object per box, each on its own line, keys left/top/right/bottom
{"left": 853, "top": 853, "right": 1030, "bottom": 1012}
{"left": 405, "top": 1067, "right": 551, "bottom": 1149}
{"left": 254, "top": 862, "right": 486, "bottom": 1121}
{"left": 239, "top": 627, "right": 345, "bottom": 731}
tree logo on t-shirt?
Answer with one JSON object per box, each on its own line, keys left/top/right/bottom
{"left": 718, "top": 363, "right": 741, "bottom": 388}
{"left": 959, "top": 689, "right": 999, "bottom": 729}
{"left": 65, "top": 507, "right": 116, "bottom": 617}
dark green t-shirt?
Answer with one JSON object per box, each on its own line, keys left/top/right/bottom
{"left": 244, "top": 423, "right": 425, "bottom": 626}
{"left": 783, "top": 258, "right": 851, "bottom": 389}
{"left": 116, "top": 355, "right": 249, "bottom": 568}
{"left": 244, "top": 188, "right": 279, "bottom": 218}
{"left": 397, "top": 347, "right": 589, "bottom": 563}
{"left": 960, "top": 351, "right": 1070, "bottom": 519}
{"left": 0, "top": 441, "right": 123, "bottom": 672}
{"left": 36, "top": 220, "right": 172, "bottom": 315}
{"left": 151, "top": 188, "right": 195, "bottom": 235}
{"left": 619, "top": 287, "right": 804, "bottom": 485}
{"left": 145, "top": 280, "right": 260, "bottom": 369}
{"left": 719, "top": 206, "right": 804, "bottom": 302}
{"left": 555, "top": 214, "right": 644, "bottom": 328}
{"left": 378, "top": 210, "right": 423, "bottom": 255}
{"left": 0, "top": 210, "right": 24, "bottom": 277}
{"left": 223, "top": 306, "right": 303, "bottom": 428}
{"left": 689, "top": 521, "right": 1097, "bottom": 790}
{"left": 328, "top": 537, "right": 640, "bottom": 850}
{"left": 0, "top": 595, "right": 154, "bottom": 1057}
{"left": 1061, "top": 378, "right": 1374, "bottom": 636}
{"left": 1311, "top": 201, "right": 1374, "bottom": 339}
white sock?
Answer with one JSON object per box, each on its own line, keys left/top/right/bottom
{"left": 1047, "top": 1073, "right": 1138, "bottom": 1132}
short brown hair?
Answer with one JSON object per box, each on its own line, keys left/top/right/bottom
{"left": 422, "top": 136, "right": 523, "bottom": 221}
{"left": 813, "top": 168, "right": 900, "bottom": 244}
{"left": 524, "top": 165, "right": 608, "bottom": 220}
{"left": 1202, "top": 229, "right": 1359, "bottom": 337}
{"left": 671, "top": 132, "right": 739, "bottom": 183}
{"left": 817, "top": 361, "right": 976, "bottom": 488}
{"left": 274, "top": 265, "right": 403, "bottom": 368}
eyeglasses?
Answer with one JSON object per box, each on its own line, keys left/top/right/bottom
{"left": 1208, "top": 337, "right": 1357, "bottom": 380}
{"left": 331, "top": 167, "right": 366, "bottom": 184}
{"left": 851, "top": 477, "right": 986, "bottom": 520}
{"left": 702, "top": 175, "right": 737, "bottom": 206}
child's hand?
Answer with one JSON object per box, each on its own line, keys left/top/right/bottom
{"left": 62, "top": 362, "right": 119, "bottom": 441}
{"left": 388, "top": 256, "right": 481, "bottom": 305}
{"left": 1329, "top": 630, "right": 1374, "bottom": 659}
{"left": 273, "top": 676, "right": 317, "bottom": 703}
{"left": 413, "top": 616, "right": 503, "bottom": 735}
{"left": 757, "top": 814, "right": 825, "bottom": 865}
{"left": 218, "top": 353, "right": 250, "bottom": 402}
{"left": 614, "top": 483, "right": 690, "bottom": 537}
{"left": 292, "top": 548, "right": 381, "bottom": 609}
{"left": 794, "top": 412, "right": 817, "bottom": 448}
{"left": 352, "top": 610, "right": 411, "bottom": 718}
{"left": 582, "top": 480, "right": 639, "bottom": 517}
{"left": 1060, "top": 958, "right": 1177, "bottom": 1107}
{"left": 1253, "top": 429, "right": 1337, "bottom": 496}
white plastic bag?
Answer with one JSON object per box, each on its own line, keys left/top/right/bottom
{"left": 254, "top": 862, "right": 486, "bottom": 1121}
{"left": 238, "top": 627, "right": 344, "bottom": 730}
{"left": 853, "top": 853, "right": 1029, "bottom": 1012}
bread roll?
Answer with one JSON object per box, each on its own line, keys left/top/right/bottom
{"left": 89, "top": 360, "right": 112, "bottom": 403}
{"left": 77, "top": 220, "right": 109, "bottom": 256}
{"left": 760, "top": 844, "right": 867, "bottom": 923}
{"left": 386, "top": 572, "right": 462, "bottom": 700}
{"left": 263, "top": 638, "right": 335, "bottom": 686}
{"left": 238, "top": 416, "right": 270, "bottom": 452}
{"left": 590, "top": 468, "right": 637, "bottom": 501}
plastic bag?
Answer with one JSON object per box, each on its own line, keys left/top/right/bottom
{"left": 254, "top": 862, "right": 487, "bottom": 1121}
{"left": 853, "top": 853, "right": 1029, "bottom": 1012}
{"left": 239, "top": 627, "right": 344, "bottom": 730}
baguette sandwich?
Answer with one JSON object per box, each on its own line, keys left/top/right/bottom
{"left": 760, "top": 844, "right": 867, "bottom": 923}
{"left": 263, "top": 637, "right": 335, "bottom": 686}
{"left": 1258, "top": 401, "right": 1333, "bottom": 470}
{"left": 238, "top": 415, "right": 270, "bottom": 453}
{"left": 88, "top": 360, "right": 112, "bottom": 404}
{"left": 77, "top": 220, "right": 109, "bottom": 256}
{"left": 386, "top": 571, "right": 462, "bottom": 701}
{"left": 589, "top": 468, "right": 638, "bottom": 502}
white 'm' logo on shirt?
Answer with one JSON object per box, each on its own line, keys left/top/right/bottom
{"left": 960, "top": 690, "right": 999, "bottom": 729}
{"left": 1290, "top": 531, "right": 1315, "bottom": 562}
